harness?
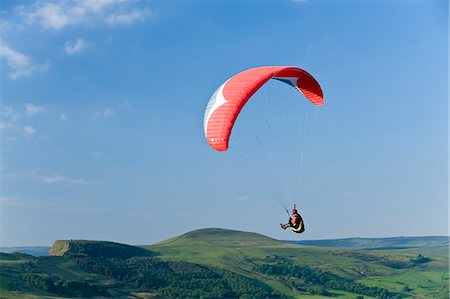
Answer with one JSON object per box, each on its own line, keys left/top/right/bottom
{"left": 290, "top": 214, "right": 305, "bottom": 233}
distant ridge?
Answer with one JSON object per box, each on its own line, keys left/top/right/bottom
{"left": 286, "top": 236, "right": 450, "bottom": 250}
{"left": 2, "top": 231, "right": 448, "bottom": 256}
{"left": 0, "top": 246, "right": 50, "bottom": 256}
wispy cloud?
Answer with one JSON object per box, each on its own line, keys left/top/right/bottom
{"left": 0, "top": 44, "right": 50, "bottom": 79}
{"left": 25, "top": 103, "right": 45, "bottom": 116}
{"left": 37, "top": 174, "right": 84, "bottom": 184}
{"left": 237, "top": 195, "right": 249, "bottom": 202}
{"left": 25, "top": 0, "right": 117, "bottom": 30}
{"left": 1, "top": 103, "right": 47, "bottom": 138}
{"left": 1, "top": 1, "right": 155, "bottom": 80}
{"left": 0, "top": 107, "right": 16, "bottom": 131}
{"left": 91, "top": 100, "right": 133, "bottom": 120}
{"left": 0, "top": 45, "right": 29, "bottom": 69}
{"left": 93, "top": 107, "right": 114, "bottom": 119}
{"left": 23, "top": 125, "right": 37, "bottom": 138}
{"left": 2, "top": 106, "right": 21, "bottom": 122}
{"left": 89, "top": 151, "right": 104, "bottom": 158}
{"left": 20, "top": 0, "right": 155, "bottom": 30}
{"left": 118, "top": 99, "right": 131, "bottom": 109}
{"left": 105, "top": 9, "right": 154, "bottom": 25}
{"left": 1, "top": 104, "right": 48, "bottom": 138}
{"left": 344, "top": 191, "right": 363, "bottom": 198}
{"left": 60, "top": 113, "right": 68, "bottom": 121}
{"left": 32, "top": 172, "right": 88, "bottom": 185}
{"left": 0, "top": 196, "right": 25, "bottom": 207}
{"left": 64, "top": 38, "right": 89, "bottom": 55}
{"left": 0, "top": 122, "right": 12, "bottom": 130}
{"left": 0, "top": 19, "right": 12, "bottom": 33}
{"left": 0, "top": 45, "right": 31, "bottom": 79}
{"left": 4, "top": 103, "right": 46, "bottom": 120}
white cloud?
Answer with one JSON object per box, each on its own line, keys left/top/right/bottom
{"left": 93, "top": 107, "right": 114, "bottom": 119}
{"left": 103, "top": 108, "right": 114, "bottom": 117}
{"left": 91, "top": 100, "right": 132, "bottom": 120}
{"left": 9, "top": 68, "right": 33, "bottom": 79}
{"left": 2, "top": 106, "right": 21, "bottom": 121}
{"left": 344, "top": 191, "right": 362, "bottom": 198}
{"left": 23, "top": 125, "right": 36, "bottom": 138}
{"left": 89, "top": 151, "right": 104, "bottom": 158}
{"left": 38, "top": 174, "right": 72, "bottom": 183}
{"left": 105, "top": 9, "right": 153, "bottom": 25}
{"left": 25, "top": 0, "right": 117, "bottom": 30}
{"left": 1, "top": 106, "right": 20, "bottom": 131}
{"left": 3, "top": 106, "right": 14, "bottom": 117}
{"left": 0, "top": 122, "right": 12, "bottom": 130}
{"left": 0, "top": 44, "right": 50, "bottom": 79}
{"left": 22, "top": 0, "right": 155, "bottom": 30}
{"left": 0, "top": 196, "right": 24, "bottom": 207}
{"left": 25, "top": 103, "right": 45, "bottom": 116}
{"left": 64, "top": 38, "right": 89, "bottom": 55}
{"left": 237, "top": 195, "right": 249, "bottom": 202}
{"left": 2, "top": 103, "right": 44, "bottom": 129}
{"left": 1, "top": 1, "right": 154, "bottom": 79}
{"left": 1, "top": 104, "right": 47, "bottom": 138}
{"left": 0, "top": 45, "right": 29, "bottom": 68}
{"left": 0, "top": 45, "right": 31, "bottom": 79}
{"left": 118, "top": 99, "right": 131, "bottom": 109}
{"left": 33, "top": 173, "right": 87, "bottom": 185}
{"left": 0, "top": 19, "right": 12, "bottom": 32}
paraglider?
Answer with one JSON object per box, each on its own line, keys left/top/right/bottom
{"left": 203, "top": 66, "right": 324, "bottom": 234}
{"left": 280, "top": 205, "right": 305, "bottom": 234}
{"left": 204, "top": 66, "right": 323, "bottom": 151}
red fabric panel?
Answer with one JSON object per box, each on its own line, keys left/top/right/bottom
{"left": 205, "top": 66, "right": 323, "bottom": 151}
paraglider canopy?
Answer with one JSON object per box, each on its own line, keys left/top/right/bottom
{"left": 203, "top": 66, "right": 324, "bottom": 151}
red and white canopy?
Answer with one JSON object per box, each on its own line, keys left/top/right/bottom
{"left": 204, "top": 66, "right": 324, "bottom": 151}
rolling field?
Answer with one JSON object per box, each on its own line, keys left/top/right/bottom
{"left": 149, "top": 228, "right": 450, "bottom": 298}
{"left": 1, "top": 228, "right": 448, "bottom": 298}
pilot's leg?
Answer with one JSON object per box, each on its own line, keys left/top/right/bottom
{"left": 280, "top": 223, "right": 290, "bottom": 229}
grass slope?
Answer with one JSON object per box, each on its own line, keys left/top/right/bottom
{"left": 0, "top": 252, "right": 140, "bottom": 298}
{"left": 149, "top": 228, "right": 449, "bottom": 298}
{"left": 287, "top": 236, "right": 450, "bottom": 250}
{"left": 2, "top": 236, "right": 279, "bottom": 298}
{"left": 1, "top": 228, "right": 448, "bottom": 298}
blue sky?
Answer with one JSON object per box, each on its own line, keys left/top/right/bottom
{"left": 0, "top": 0, "right": 448, "bottom": 246}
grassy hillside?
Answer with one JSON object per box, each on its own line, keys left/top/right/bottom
{"left": 0, "top": 251, "right": 139, "bottom": 298}
{"left": 1, "top": 228, "right": 449, "bottom": 298}
{"left": 150, "top": 228, "right": 449, "bottom": 299}
{"left": 49, "top": 239, "right": 155, "bottom": 258}
{"left": 287, "top": 236, "right": 450, "bottom": 250}
{"left": 2, "top": 235, "right": 447, "bottom": 256}
{"left": 2, "top": 237, "right": 278, "bottom": 298}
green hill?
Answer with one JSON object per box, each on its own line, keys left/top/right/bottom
{"left": 288, "top": 236, "right": 450, "bottom": 250}
{"left": 49, "top": 239, "right": 155, "bottom": 258}
{"left": 1, "top": 228, "right": 449, "bottom": 299}
{"left": 155, "top": 227, "right": 282, "bottom": 247}
{"left": 2, "top": 236, "right": 278, "bottom": 298}
{"left": 150, "top": 228, "right": 449, "bottom": 298}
